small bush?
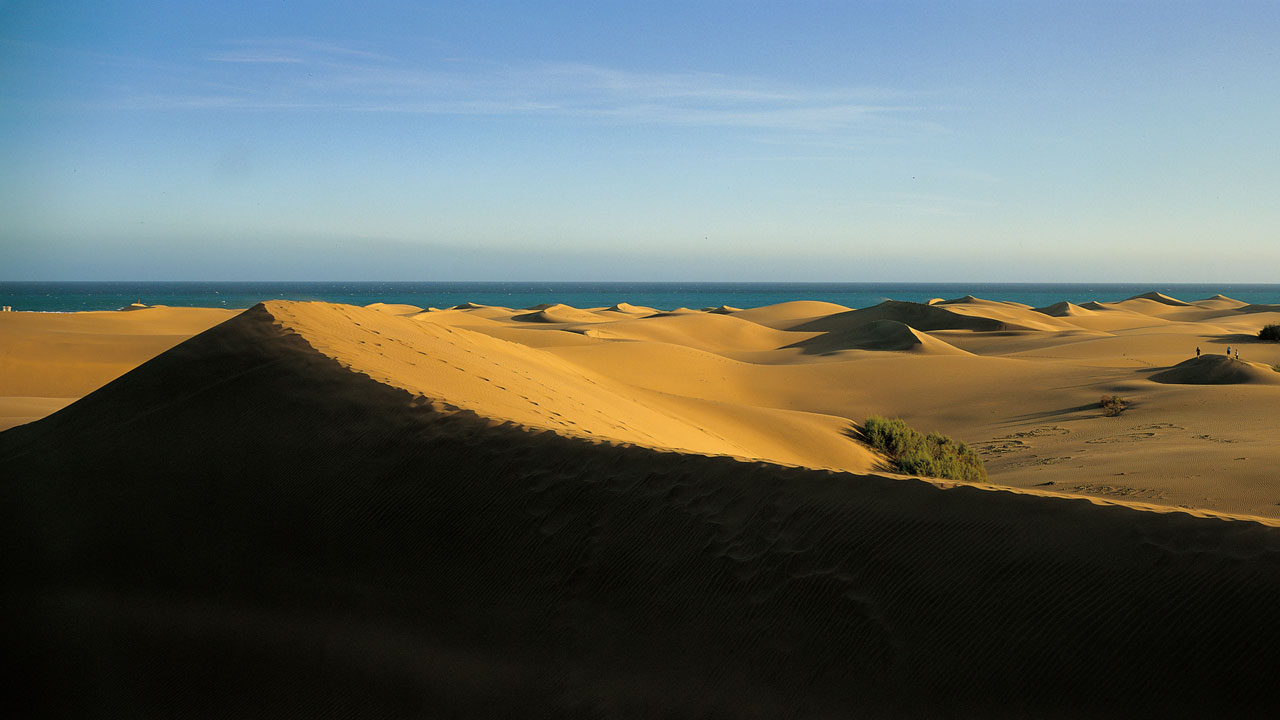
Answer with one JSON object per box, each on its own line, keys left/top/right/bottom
{"left": 861, "top": 416, "right": 988, "bottom": 482}
{"left": 1260, "top": 324, "right": 1280, "bottom": 342}
{"left": 1100, "top": 395, "right": 1127, "bottom": 416}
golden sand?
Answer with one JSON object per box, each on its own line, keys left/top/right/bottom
{"left": 8, "top": 294, "right": 1278, "bottom": 515}
{"left": 5, "top": 295, "right": 1280, "bottom": 716}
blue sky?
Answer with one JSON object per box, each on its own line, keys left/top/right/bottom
{"left": 2, "top": 0, "right": 1277, "bottom": 281}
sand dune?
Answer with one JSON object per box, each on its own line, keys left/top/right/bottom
{"left": 364, "top": 302, "right": 425, "bottom": 315}
{"left": 1237, "top": 302, "right": 1280, "bottom": 314}
{"left": 935, "top": 299, "right": 1079, "bottom": 332}
{"left": 511, "top": 303, "right": 610, "bottom": 324}
{"left": 1150, "top": 354, "right": 1280, "bottom": 385}
{"left": 793, "top": 300, "right": 1019, "bottom": 332}
{"left": 785, "top": 318, "right": 969, "bottom": 355}
{"left": 1124, "top": 290, "right": 1193, "bottom": 306}
{"left": 0, "top": 305, "right": 238, "bottom": 398}
{"left": 6, "top": 294, "right": 1280, "bottom": 511}
{"left": 728, "top": 300, "right": 853, "bottom": 329}
{"left": 5, "top": 299, "right": 1280, "bottom": 717}
{"left": 601, "top": 302, "right": 657, "bottom": 315}
{"left": 409, "top": 308, "right": 509, "bottom": 328}
{"left": 937, "top": 294, "right": 1032, "bottom": 309}
{"left": 1033, "top": 300, "right": 1090, "bottom": 316}
{"left": 575, "top": 310, "right": 807, "bottom": 355}
{"left": 1192, "top": 294, "right": 1248, "bottom": 310}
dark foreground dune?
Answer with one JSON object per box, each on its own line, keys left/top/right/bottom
{"left": 5, "top": 302, "right": 1280, "bottom": 718}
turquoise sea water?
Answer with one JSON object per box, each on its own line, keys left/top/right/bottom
{"left": 3, "top": 281, "right": 1280, "bottom": 313}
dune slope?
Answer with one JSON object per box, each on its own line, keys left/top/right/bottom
{"left": 4, "top": 302, "right": 1280, "bottom": 718}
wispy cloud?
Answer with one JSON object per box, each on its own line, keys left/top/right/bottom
{"left": 110, "top": 38, "right": 939, "bottom": 133}
{"left": 207, "top": 53, "right": 306, "bottom": 64}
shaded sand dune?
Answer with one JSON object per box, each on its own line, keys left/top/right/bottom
{"left": 5, "top": 301, "right": 1280, "bottom": 718}
{"left": 1150, "top": 354, "right": 1280, "bottom": 385}
{"left": 785, "top": 319, "right": 969, "bottom": 355}
{"left": 793, "top": 300, "right": 1019, "bottom": 333}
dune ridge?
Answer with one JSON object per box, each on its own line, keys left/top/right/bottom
{"left": 5, "top": 300, "right": 1280, "bottom": 717}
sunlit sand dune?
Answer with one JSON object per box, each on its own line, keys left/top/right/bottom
{"left": 363, "top": 302, "right": 425, "bottom": 315}
{"left": 1150, "top": 354, "right": 1280, "bottom": 385}
{"left": 511, "top": 303, "right": 610, "bottom": 324}
{"left": 5, "top": 297, "right": 1280, "bottom": 717}
{"left": 0, "top": 305, "right": 237, "bottom": 430}
{"left": 573, "top": 310, "right": 806, "bottom": 355}
{"left": 601, "top": 301, "right": 658, "bottom": 315}
{"left": 728, "top": 299, "right": 853, "bottom": 329}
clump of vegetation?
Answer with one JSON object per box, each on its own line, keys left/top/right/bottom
{"left": 1100, "top": 395, "right": 1127, "bottom": 416}
{"left": 1259, "top": 324, "right": 1280, "bottom": 342}
{"left": 861, "top": 416, "right": 988, "bottom": 482}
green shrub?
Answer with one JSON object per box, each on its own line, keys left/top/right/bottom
{"left": 1260, "top": 324, "right": 1280, "bottom": 342}
{"left": 861, "top": 416, "right": 988, "bottom": 482}
{"left": 1100, "top": 395, "right": 1127, "bottom": 416}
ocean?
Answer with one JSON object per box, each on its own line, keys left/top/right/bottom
{"left": 3, "top": 281, "right": 1280, "bottom": 313}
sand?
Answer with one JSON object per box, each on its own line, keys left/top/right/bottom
{"left": 0, "top": 305, "right": 238, "bottom": 431}
{"left": 4, "top": 294, "right": 1280, "bottom": 716}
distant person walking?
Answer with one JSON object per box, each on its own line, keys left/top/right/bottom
{"left": 1227, "top": 346, "right": 1232, "bottom": 357}
{"left": 1196, "top": 346, "right": 1201, "bottom": 357}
